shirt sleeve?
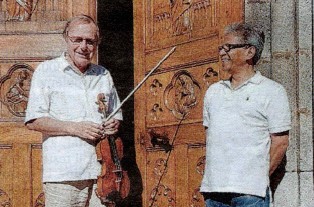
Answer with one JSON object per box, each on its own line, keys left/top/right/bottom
{"left": 24, "top": 64, "right": 50, "bottom": 123}
{"left": 203, "top": 90, "right": 210, "bottom": 128}
{"left": 266, "top": 85, "right": 291, "bottom": 134}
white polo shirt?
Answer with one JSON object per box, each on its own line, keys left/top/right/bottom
{"left": 25, "top": 54, "right": 123, "bottom": 182}
{"left": 201, "top": 71, "right": 291, "bottom": 197}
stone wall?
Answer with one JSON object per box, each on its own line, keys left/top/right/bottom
{"left": 245, "top": 0, "right": 313, "bottom": 206}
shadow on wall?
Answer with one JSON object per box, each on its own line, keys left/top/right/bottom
{"left": 97, "top": 1, "right": 143, "bottom": 206}
{"left": 270, "top": 155, "right": 287, "bottom": 199}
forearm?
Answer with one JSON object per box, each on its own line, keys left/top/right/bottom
{"left": 25, "top": 117, "right": 75, "bottom": 137}
{"left": 269, "top": 132, "right": 289, "bottom": 175}
{"left": 26, "top": 117, "right": 105, "bottom": 141}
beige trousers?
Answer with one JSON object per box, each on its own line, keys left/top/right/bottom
{"left": 44, "top": 180, "right": 105, "bottom": 207}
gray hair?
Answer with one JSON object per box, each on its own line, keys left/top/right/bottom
{"left": 224, "top": 22, "right": 265, "bottom": 65}
{"left": 63, "top": 15, "right": 100, "bottom": 44}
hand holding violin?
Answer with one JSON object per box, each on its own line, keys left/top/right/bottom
{"left": 102, "top": 118, "right": 120, "bottom": 136}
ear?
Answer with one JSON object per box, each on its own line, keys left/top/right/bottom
{"left": 246, "top": 46, "right": 256, "bottom": 61}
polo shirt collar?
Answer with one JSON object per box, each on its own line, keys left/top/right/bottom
{"left": 249, "top": 71, "right": 263, "bottom": 84}
{"left": 221, "top": 71, "right": 263, "bottom": 89}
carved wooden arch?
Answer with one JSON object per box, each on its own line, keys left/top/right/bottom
{"left": 0, "top": 63, "right": 34, "bottom": 117}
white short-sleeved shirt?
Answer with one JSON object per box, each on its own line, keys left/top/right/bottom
{"left": 201, "top": 71, "right": 291, "bottom": 197}
{"left": 25, "top": 54, "right": 123, "bottom": 182}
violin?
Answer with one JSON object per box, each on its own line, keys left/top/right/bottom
{"left": 95, "top": 93, "right": 130, "bottom": 206}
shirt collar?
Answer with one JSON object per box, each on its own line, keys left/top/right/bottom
{"left": 59, "top": 52, "right": 71, "bottom": 72}
{"left": 59, "top": 52, "right": 96, "bottom": 75}
{"left": 248, "top": 71, "right": 263, "bottom": 84}
{"left": 220, "top": 71, "right": 263, "bottom": 89}
{"left": 58, "top": 52, "right": 108, "bottom": 76}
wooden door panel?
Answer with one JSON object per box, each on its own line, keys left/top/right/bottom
{"left": 12, "top": 143, "right": 33, "bottom": 206}
{"left": 135, "top": 0, "right": 244, "bottom": 206}
{"left": 0, "top": 144, "right": 14, "bottom": 205}
{"left": 188, "top": 145, "right": 206, "bottom": 207}
{"left": 144, "top": 36, "right": 219, "bottom": 72}
{"left": 0, "top": 34, "right": 65, "bottom": 58}
{"left": 0, "top": 123, "right": 42, "bottom": 207}
{"left": 146, "top": 150, "right": 176, "bottom": 207}
{"left": 144, "top": 144, "right": 206, "bottom": 207}
{"left": 31, "top": 145, "right": 44, "bottom": 207}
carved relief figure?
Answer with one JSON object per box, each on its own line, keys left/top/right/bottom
{"left": 0, "top": 64, "right": 33, "bottom": 118}
{"left": 6, "top": 0, "right": 39, "bottom": 21}
{"left": 151, "top": 0, "right": 213, "bottom": 42}
{"left": 164, "top": 71, "right": 201, "bottom": 119}
{"left": 170, "top": 0, "right": 193, "bottom": 35}
{"left": 4, "top": 70, "right": 31, "bottom": 116}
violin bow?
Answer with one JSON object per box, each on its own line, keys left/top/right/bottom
{"left": 104, "top": 46, "right": 176, "bottom": 122}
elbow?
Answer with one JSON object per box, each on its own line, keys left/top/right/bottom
{"left": 25, "top": 122, "right": 34, "bottom": 130}
{"left": 282, "top": 133, "right": 289, "bottom": 147}
{"left": 279, "top": 136, "right": 290, "bottom": 153}
{"left": 284, "top": 138, "right": 289, "bottom": 150}
{"left": 25, "top": 119, "right": 37, "bottom": 131}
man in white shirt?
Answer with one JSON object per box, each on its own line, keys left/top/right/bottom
{"left": 25, "top": 15, "right": 122, "bottom": 207}
{"left": 201, "top": 22, "right": 291, "bottom": 207}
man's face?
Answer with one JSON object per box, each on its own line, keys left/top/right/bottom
{"left": 66, "top": 22, "right": 98, "bottom": 72}
{"left": 219, "top": 34, "right": 249, "bottom": 74}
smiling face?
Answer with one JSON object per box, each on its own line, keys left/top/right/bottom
{"left": 65, "top": 22, "right": 98, "bottom": 73}
{"left": 219, "top": 34, "right": 251, "bottom": 74}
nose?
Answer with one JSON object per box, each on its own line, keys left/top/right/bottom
{"left": 79, "top": 40, "right": 88, "bottom": 50}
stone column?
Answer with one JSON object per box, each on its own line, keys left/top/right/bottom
{"left": 298, "top": 0, "right": 314, "bottom": 206}
{"left": 270, "top": 1, "right": 299, "bottom": 205}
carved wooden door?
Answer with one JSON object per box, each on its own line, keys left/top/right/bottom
{"left": 133, "top": 0, "right": 244, "bottom": 206}
{"left": 0, "top": 1, "right": 96, "bottom": 206}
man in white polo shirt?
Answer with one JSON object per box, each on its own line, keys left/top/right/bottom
{"left": 25, "top": 15, "right": 122, "bottom": 206}
{"left": 201, "top": 23, "right": 291, "bottom": 207}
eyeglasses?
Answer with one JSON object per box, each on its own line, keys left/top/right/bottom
{"left": 218, "top": 43, "right": 251, "bottom": 52}
{"left": 67, "top": 36, "right": 98, "bottom": 47}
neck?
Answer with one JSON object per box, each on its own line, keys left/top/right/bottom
{"left": 65, "top": 53, "right": 88, "bottom": 73}
{"left": 230, "top": 65, "right": 255, "bottom": 89}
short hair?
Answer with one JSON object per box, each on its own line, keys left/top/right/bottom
{"left": 63, "top": 15, "right": 100, "bottom": 44}
{"left": 224, "top": 22, "right": 265, "bottom": 65}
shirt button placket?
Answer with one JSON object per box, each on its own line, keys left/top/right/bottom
{"left": 81, "top": 74, "right": 88, "bottom": 119}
